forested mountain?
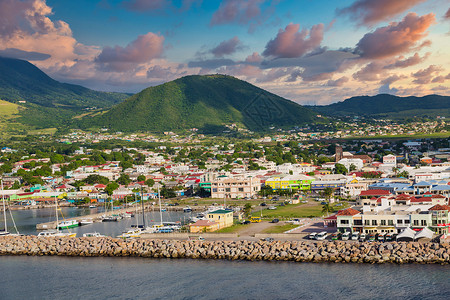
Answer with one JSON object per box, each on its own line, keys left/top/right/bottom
{"left": 309, "top": 94, "right": 450, "bottom": 119}
{"left": 80, "top": 75, "right": 320, "bottom": 132}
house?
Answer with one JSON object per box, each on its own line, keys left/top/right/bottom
{"left": 211, "top": 176, "right": 260, "bottom": 199}
{"left": 207, "top": 209, "right": 234, "bottom": 229}
{"left": 336, "top": 208, "right": 361, "bottom": 233}
{"left": 265, "top": 174, "right": 314, "bottom": 191}
{"left": 189, "top": 219, "right": 219, "bottom": 233}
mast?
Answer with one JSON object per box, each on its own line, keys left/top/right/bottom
{"left": 135, "top": 192, "right": 138, "bottom": 227}
{"left": 158, "top": 185, "right": 163, "bottom": 226}
{"left": 141, "top": 186, "right": 145, "bottom": 227}
{"left": 2, "top": 179, "right": 8, "bottom": 233}
{"left": 55, "top": 196, "right": 59, "bottom": 231}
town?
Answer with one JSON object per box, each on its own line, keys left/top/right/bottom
{"left": 1, "top": 135, "right": 449, "bottom": 241}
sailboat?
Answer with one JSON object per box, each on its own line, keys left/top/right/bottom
{"left": 0, "top": 179, "right": 21, "bottom": 236}
{"left": 38, "top": 196, "right": 76, "bottom": 237}
{"left": 102, "top": 198, "right": 118, "bottom": 222}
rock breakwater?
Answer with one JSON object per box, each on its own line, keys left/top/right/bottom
{"left": 0, "top": 236, "right": 449, "bottom": 264}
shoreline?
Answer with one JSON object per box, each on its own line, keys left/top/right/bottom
{"left": 1, "top": 236, "right": 449, "bottom": 265}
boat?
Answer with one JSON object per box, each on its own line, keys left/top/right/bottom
{"left": 58, "top": 220, "right": 79, "bottom": 230}
{"left": 1, "top": 179, "right": 21, "bottom": 236}
{"left": 102, "top": 215, "right": 118, "bottom": 222}
{"left": 82, "top": 232, "right": 105, "bottom": 237}
{"left": 183, "top": 206, "right": 192, "bottom": 213}
{"left": 79, "top": 219, "right": 93, "bottom": 225}
{"left": 89, "top": 205, "right": 97, "bottom": 208}
{"left": 118, "top": 228, "right": 144, "bottom": 238}
{"left": 38, "top": 230, "right": 76, "bottom": 237}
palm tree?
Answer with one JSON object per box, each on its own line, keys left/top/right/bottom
{"left": 323, "top": 187, "right": 334, "bottom": 202}
{"left": 322, "top": 203, "right": 334, "bottom": 214}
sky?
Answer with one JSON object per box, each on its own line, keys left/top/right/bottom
{"left": 0, "top": 0, "right": 449, "bottom": 105}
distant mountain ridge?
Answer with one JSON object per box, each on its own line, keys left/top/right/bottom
{"left": 0, "top": 56, "right": 128, "bottom": 109}
{"left": 79, "top": 74, "right": 320, "bottom": 132}
{"left": 309, "top": 94, "right": 450, "bottom": 119}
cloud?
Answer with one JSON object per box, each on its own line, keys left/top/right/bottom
{"left": 380, "top": 74, "right": 406, "bottom": 85}
{"left": 337, "top": 0, "right": 426, "bottom": 26}
{"left": 210, "top": 0, "right": 265, "bottom": 26}
{"left": 210, "top": 36, "right": 244, "bottom": 57}
{"left": 121, "top": 0, "right": 168, "bottom": 12}
{"left": 445, "top": 8, "right": 450, "bottom": 20}
{"left": 245, "top": 52, "right": 262, "bottom": 63}
{"left": 95, "top": 32, "right": 164, "bottom": 72}
{"left": 187, "top": 58, "right": 236, "bottom": 69}
{"left": 384, "top": 52, "right": 429, "bottom": 69}
{"left": 355, "top": 13, "right": 435, "bottom": 59}
{"left": 0, "top": 48, "right": 50, "bottom": 61}
{"left": 353, "top": 61, "right": 387, "bottom": 81}
{"left": 378, "top": 83, "right": 399, "bottom": 95}
{"left": 327, "top": 76, "right": 349, "bottom": 87}
{"left": 262, "top": 23, "right": 324, "bottom": 58}
{"left": 431, "top": 76, "right": 446, "bottom": 83}
{"left": 411, "top": 65, "right": 443, "bottom": 84}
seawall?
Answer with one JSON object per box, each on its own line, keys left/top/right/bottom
{"left": 0, "top": 236, "right": 449, "bottom": 264}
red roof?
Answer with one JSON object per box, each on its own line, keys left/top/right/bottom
{"left": 189, "top": 220, "right": 217, "bottom": 226}
{"left": 395, "top": 194, "right": 414, "bottom": 200}
{"left": 324, "top": 214, "right": 337, "bottom": 220}
{"left": 410, "top": 197, "right": 432, "bottom": 203}
{"left": 337, "top": 208, "right": 360, "bottom": 216}
{"left": 429, "top": 204, "right": 450, "bottom": 211}
{"left": 360, "top": 189, "right": 391, "bottom": 196}
{"left": 95, "top": 184, "right": 107, "bottom": 188}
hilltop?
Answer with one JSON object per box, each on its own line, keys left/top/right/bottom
{"left": 79, "top": 75, "right": 320, "bottom": 132}
{"left": 309, "top": 94, "right": 450, "bottom": 119}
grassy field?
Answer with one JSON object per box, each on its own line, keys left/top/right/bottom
{"left": 0, "top": 99, "right": 30, "bottom": 139}
{"left": 251, "top": 201, "right": 349, "bottom": 220}
{"left": 262, "top": 224, "right": 299, "bottom": 233}
{"left": 216, "top": 223, "right": 246, "bottom": 233}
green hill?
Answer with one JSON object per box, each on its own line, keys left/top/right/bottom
{"left": 309, "top": 94, "right": 450, "bottom": 119}
{"left": 0, "top": 56, "right": 129, "bottom": 133}
{"left": 79, "top": 75, "right": 319, "bottom": 132}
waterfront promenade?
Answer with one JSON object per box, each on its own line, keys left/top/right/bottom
{"left": 1, "top": 236, "right": 449, "bottom": 264}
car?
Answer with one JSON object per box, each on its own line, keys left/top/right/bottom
{"left": 341, "top": 232, "right": 350, "bottom": 240}
{"left": 301, "top": 200, "right": 308, "bottom": 203}
{"left": 359, "top": 233, "right": 366, "bottom": 242}
{"left": 320, "top": 201, "right": 327, "bottom": 205}
{"left": 268, "top": 206, "right": 277, "bottom": 210}
{"left": 331, "top": 232, "right": 341, "bottom": 240}
{"left": 270, "top": 218, "right": 279, "bottom": 223}
{"left": 242, "top": 220, "right": 251, "bottom": 224}
{"left": 335, "top": 203, "right": 343, "bottom": 206}
{"left": 260, "top": 202, "right": 267, "bottom": 206}
{"left": 351, "top": 232, "right": 360, "bottom": 241}
{"left": 308, "top": 232, "right": 317, "bottom": 240}
{"left": 316, "top": 231, "right": 328, "bottom": 240}
{"left": 262, "top": 237, "right": 274, "bottom": 242}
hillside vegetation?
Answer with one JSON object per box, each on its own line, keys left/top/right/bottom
{"left": 80, "top": 75, "right": 319, "bottom": 132}
{"left": 309, "top": 94, "right": 450, "bottom": 119}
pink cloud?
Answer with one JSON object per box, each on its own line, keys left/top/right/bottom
{"left": 121, "top": 0, "right": 168, "bottom": 11}
{"left": 355, "top": 13, "right": 435, "bottom": 59}
{"left": 95, "top": 32, "right": 164, "bottom": 72}
{"left": 337, "top": 0, "right": 426, "bottom": 26}
{"left": 262, "top": 23, "right": 324, "bottom": 58}
{"left": 445, "top": 8, "right": 450, "bottom": 20}
{"left": 327, "top": 76, "right": 349, "bottom": 87}
{"left": 210, "top": 36, "right": 244, "bottom": 57}
{"left": 412, "top": 65, "right": 443, "bottom": 84}
{"left": 210, "top": 0, "right": 264, "bottom": 26}
{"left": 245, "top": 52, "right": 262, "bottom": 63}
{"left": 431, "top": 76, "right": 445, "bottom": 83}
{"left": 384, "top": 52, "right": 429, "bottom": 69}
{"left": 380, "top": 74, "right": 407, "bottom": 85}
{"left": 353, "top": 61, "right": 388, "bottom": 81}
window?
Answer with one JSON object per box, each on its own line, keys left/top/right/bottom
{"left": 225, "top": 188, "right": 230, "bottom": 192}
{"left": 421, "top": 220, "right": 427, "bottom": 226}
{"left": 413, "top": 220, "right": 419, "bottom": 226}
{"left": 340, "top": 219, "right": 349, "bottom": 225}
{"left": 372, "top": 220, "right": 377, "bottom": 226}
{"left": 238, "top": 188, "right": 244, "bottom": 192}
{"left": 397, "top": 219, "right": 403, "bottom": 224}
{"left": 381, "top": 220, "right": 386, "bottom": 226}
{"left": 212, "top": 188, "right": 217, "bottom": 192}
{"left": 354, "top": 220, "right": 362, "bottom": 225}
{"left": 364, "top": 220, "right": 370, "bottom": 225}
{"left": 388, "top": 220, "right": 393, "bottom": 226}
{"left": 404, "top": 219, "right": 410, "bottom": 224}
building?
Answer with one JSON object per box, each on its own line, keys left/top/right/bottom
{"left": 207, "top": 209, "right": 234, "bottom": 229}
{"left": 211, "top": 176, "right": 261, "bottom": 199}
{"left": 265, "top": 174, "right": 314, "bottom": 191}
{"left": 189, "top": 220, "right": 219, "bottom": 233}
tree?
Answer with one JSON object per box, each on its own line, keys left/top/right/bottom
{"left": 117, "top": 174, "right": 131, "bottom": 186}
{"left": 84, "top": 174, "right": 109, "bottom": 185}
{"left": 243, "top": 203, "right": 252, "bottom": 217}
{"left": 322, "top": 203, "right": 334, "bottom": 214}
{"left": 397, "top": 171, "right": 409, "bottom": 178}
{"left": 334, "top": 163, "right": 348, "bottom": 175}
{"left": 105, "top": 182, "right": 119, "bottom": 196}
{"left": 145, "top": 178, "right": 155, "bottom": 187}
{"left": 349, "top": 164, "right": 357, "bottom": 172}
{"left": 323, "top": 187, "right": 334, "bottom": 201}
{"left": 137, "top": 175, "right": 146, "bottom": 182}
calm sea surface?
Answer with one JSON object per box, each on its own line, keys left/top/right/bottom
{"left": 0, "top": 256, "right": 449, "bottom": 300}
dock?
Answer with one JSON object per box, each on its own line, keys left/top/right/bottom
{"left": 35, "top": 204, "right": 207, "bottom": 230}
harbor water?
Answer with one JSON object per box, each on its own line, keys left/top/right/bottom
{"left": 0, "top": 256, "right": 449, "bottom": 299}
{"left": 3, "top": 206, "right": 190, "bottom": 237}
